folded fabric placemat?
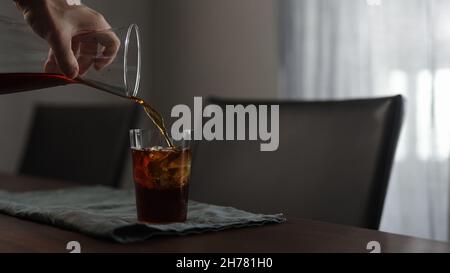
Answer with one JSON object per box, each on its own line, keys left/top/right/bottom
{"left": 0, "top": 186, "right": 285, "bottom": 243}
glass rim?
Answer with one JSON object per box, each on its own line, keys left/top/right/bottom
{"left": 130, "top": 129, "right": 192, "bottom": 150}
{"left": 130, "top": 128, "right": 193, "bottom": 135}
{"left": 130, "top": 129, "right": 192, "bottom": 142}
{"left": 123, "top": 24, "right": 141, "bottom": 97}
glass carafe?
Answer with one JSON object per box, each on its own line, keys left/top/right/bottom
{"left": 0, "top": 15, "right": 141, "bottom": 97}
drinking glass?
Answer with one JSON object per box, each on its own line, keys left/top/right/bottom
{"left": 130, "top": 129, "right": 192, "bottom": 223}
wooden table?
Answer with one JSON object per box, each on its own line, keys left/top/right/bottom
{"left": 0, "top": 173, "right": 449, "bottom": 253}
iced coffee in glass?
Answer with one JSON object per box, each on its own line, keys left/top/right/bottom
{"left": 130, "top": 129, "right": 191, "bottom": 223}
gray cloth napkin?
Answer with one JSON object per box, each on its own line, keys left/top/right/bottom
{"left": 0, "top": 186, "right": 285, "bottom": 243}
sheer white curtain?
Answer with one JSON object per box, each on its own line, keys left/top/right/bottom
{"left": 279, "top": 0, "right": 450, "bottom": 241}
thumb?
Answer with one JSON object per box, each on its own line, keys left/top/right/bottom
{"left": 47, "top": 33, "right": 79, "bottom": 79}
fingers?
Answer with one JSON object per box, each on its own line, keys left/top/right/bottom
{"left": 92, "top": 31, "right": 121, "bottom": 70}
{"left": 47, "top": 32, "right": 79, "bottom": 79}
{"left": 45, "top": 30, "right": 120, "bottom": 77}
{"left": 44, "top": 50, "right": 61, "bottom": 74}
{"left": 45, "top": 40, "right": 81, "bottom": 76}
{"left": 77, "top": 40, "right": 98, "bottom": 76}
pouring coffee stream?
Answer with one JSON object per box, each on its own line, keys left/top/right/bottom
{"left": 77, "top": 77, "right": 175, "bottom": 148}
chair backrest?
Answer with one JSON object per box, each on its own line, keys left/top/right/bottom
{"left": 190, "top": 95, "right": 404, "bottom": 229}
{"left": 19, "top": 104, "right": 138, "bottom": 187}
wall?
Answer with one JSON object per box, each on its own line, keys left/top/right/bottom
{"left": 149, "top": 0, "right": 279, "bottom": 118}
{"left": 0, "top": 0, "right": 279, "bottom": 188}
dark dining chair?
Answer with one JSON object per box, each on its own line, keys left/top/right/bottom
{"left": 19, "top": 104, "right": 139, "bottom": 187}
{"left": 190, "top": 95, "right": 404, "bottom": 230}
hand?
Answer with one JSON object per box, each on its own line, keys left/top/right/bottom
{"left": 15, "top": 0, "right": 120, "bottom": 78}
